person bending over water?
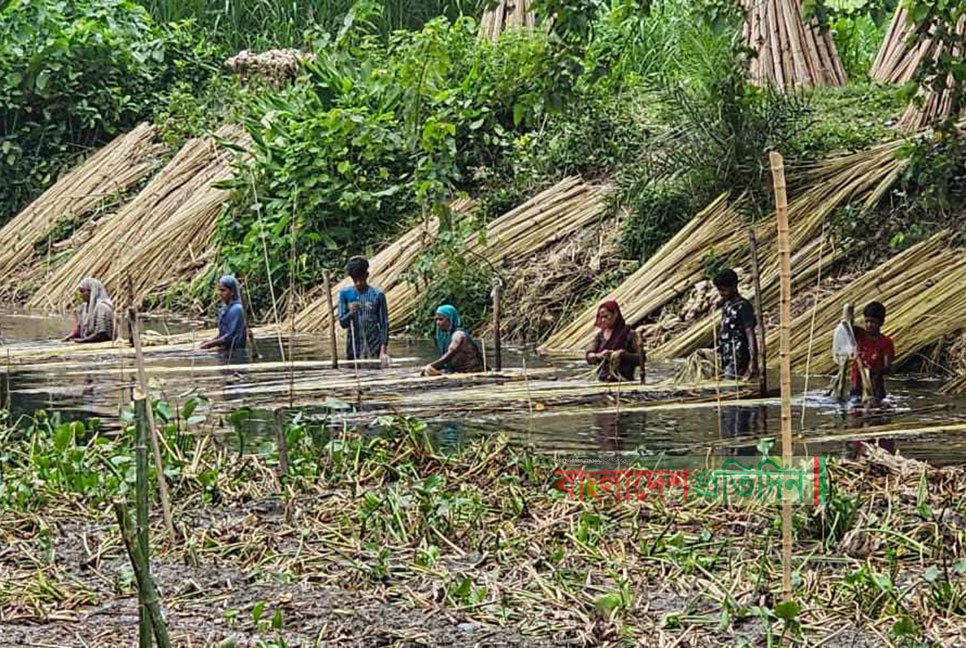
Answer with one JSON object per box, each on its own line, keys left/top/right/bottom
{"left": 422, "top": 305, "right": 483, "bottom": 376}
{"left": 64, "top": 278, "right": 114, "bottom": 344}
{"left": 585, "top": 300, "right": 643, "bottom": 382}
{"left": 201, "top": 275, "right": 247, "bottom": 351}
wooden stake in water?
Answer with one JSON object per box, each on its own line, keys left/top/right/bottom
{"left": 126, "top": 282, "right": 175, "bottom": 541}
{"left": 274, "top": 408, "right": 289, "bottom": 477}
{"left": 492, "top": 278, "right": 503, "bottom": 372}
{"left": 324, "top": 271, "right": 338, "bottom": 369}
{"left": 133, "top": 395, "right": 153, "bottom": 648}
{"left": 747, "top": 228, "right": 768, "bottom": 397}
{"left": 770, "top": 150, "right": 794, "bottom": 601}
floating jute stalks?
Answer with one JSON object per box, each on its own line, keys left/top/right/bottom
{"left": 743, "top": 0, "right": 847, "bottom": 88}
{"left": 479, "top": 0, "right": 536, "bottom": 42}
{"left": 29, "top": 125, "right": 249, "bottom": 312}
{"left": 0, "top": 124, "right": 164, "bottom": 299}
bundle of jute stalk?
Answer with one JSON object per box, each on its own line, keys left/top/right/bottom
{"left": 538, "top": 194, "right": 746, "bottom": 354}
{"left": 743, "top": 0, "right": 847, "bottom": 88}
{"left": 762, "top": 232, "right": 958, "bottom": 374}
{"left": 896, "top": 16, "right": 966, "bottom": 131}
{"left": 0, "top": 124, "right": 163, "bottom": 295}
{"left": 105, "top": 132, "right": 251, "bottom": 309}
{"left": 290, "top": 198, "right": 474, "bottom": 334}
{"left": 28, "top": 125, "right": 248, "bottom": 311}
{"left": 650, "top": 139, "right": 910, "bottom": 360}
{"left": 479, "top": 0, "right": 535, "bottom": 42}
{"left": 871, "top": 5, "right": 939, "bottom": 84}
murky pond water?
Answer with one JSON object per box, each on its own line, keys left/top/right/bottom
{"left": 3, "top": 310, "right": 966, "bottom": 466}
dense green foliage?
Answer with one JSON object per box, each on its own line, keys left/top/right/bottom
{"left": 137, "top": 0, "right": 476, "bottom": 51}
{"left": 0, "top": 0, "right": 220, "bottom": 223}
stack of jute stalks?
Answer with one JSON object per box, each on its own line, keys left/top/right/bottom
{"left": 743, "top": 0, "right": 847, "bottom": 88}
{"left": 293, "top": 178, "right": 605, "bottom": 335}
{"left": 872, "top": 6, "right": 966, "bottom": 131}
{"left": 28, "top": 125, "right": 248, "bottom": 311}
{"left": 291, "top": 198, "right": 474, "bottom": 333}
{"left": 479, "top": 0, "right": 535, "bottom": 42}
{"left": 224, "top": 49, "right": 315, "bottom": 86}
{"left": 0, "top": 124, "right": 164, "bottom": 298}
{"left": 105, "top": 131, "right": 251, "bottom": 308}
{"left": 538, "top": 194, "right": 746, "bottom": 354}
{"left": 652, "top": 138, "right": 909, "bottom": 360}
{"left": 763, "top": 231, "right": 960, "bottom": 374}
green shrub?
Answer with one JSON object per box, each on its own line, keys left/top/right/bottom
{"left": 0, "top": 0, "right": 220, "bottom": 224}
{"left": 618, "top": 183, "right": 691, "bottom": 262}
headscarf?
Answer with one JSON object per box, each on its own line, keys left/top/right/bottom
{"left": 595, "top": 300, "right": 631, "bottom": 352}
{"left": 434, "top": 304, "right": 463, "bottom": 355}
{"left": 217, "top": 275, "right": 246, "bottom": 347}
{"left": 77, "top": 278, "right": 114, "bottom": 336}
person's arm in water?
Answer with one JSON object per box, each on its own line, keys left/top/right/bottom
{"left": 62, "top": 322, "right": 81, "bottom": 342}
{"left": 428, "top": 330, "right": 467, "bottom": 371}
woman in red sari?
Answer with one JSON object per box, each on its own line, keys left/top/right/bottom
{"left": 585, "top": 301, "right": 644, "bottom": 382}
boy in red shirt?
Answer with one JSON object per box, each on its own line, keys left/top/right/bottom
{"left": 849, "top": 301, "right": 895, "bottom": 404}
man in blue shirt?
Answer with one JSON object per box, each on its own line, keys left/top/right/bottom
{"left": 338, "top": 256, "right": 390, "bottom": 367}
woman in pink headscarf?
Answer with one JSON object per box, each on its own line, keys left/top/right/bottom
{"left": 585, "top": 300, "right": 643, "bottom": 382}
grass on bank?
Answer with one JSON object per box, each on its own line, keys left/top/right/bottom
{"left": 0, "top": 406, "right": 964, "bottom": 645}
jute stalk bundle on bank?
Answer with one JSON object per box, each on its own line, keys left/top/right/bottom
{"left": 28, "top": 125, "right": 248, "bottom": 312}
{"left": 291, "top": 198, "right": 474, "bottom": 334}
{"left": 743, "top": 0, "right": 847, "bottom": 88}
{"left": 0, "top": 124, "right": 164, "bottom": 298}
{"left": 479, "top": 0, "right": 535, "bottom": 42}
{"left": 897, "top": 16, "right": 966, "bottom": 132}
{"left": 224, "top": 49, "right": 315, "bottom": 87}
{"left": 871, "top": 6, "right": 966, "bottom": 131}
{"left": 295, "top": 177, "right": 605, "bottom": 335}
{"left": 762, "top": 231, "right": 961, "bottom": 374}
{"left": 539, "top": 193, "right": 746, "bottom": 354}
{"left": 651, "top": 139, "right": 909, "bottom": 360}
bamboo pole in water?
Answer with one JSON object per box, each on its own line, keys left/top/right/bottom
{"left": 492, "top": 278, "right": 503, "bottom": 372}
{"left": 127, "top": 288, "right": 175, "bottom": 541}
{"left": 324, "top": 271, "right": 338, "bottom": 369}
{"left": 770, "top": 150, "right": 793, "bottom": 601}
{"left": 747, "top": 228, "right": 768, "bottom": 396}
{"left": 134, "top": 395, "right": 153, "bottom": 648}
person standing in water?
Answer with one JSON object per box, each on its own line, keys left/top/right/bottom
{"left": 338, "top": 256, "right": 390, "bottom": 367}
{"left": 422, "top": 305, "right": 483, "bottom": 375}
{"left": 847, "top": 301, "right": 894, "bottom": 404}
{"left": 585, "top": 300, "right": 643, "bottom": 382}
{"left": 713, "top": 269, "right": 759, "bottom": 380}
{"left": 64, "top": 278, "right": 115, "bottom": 344}
{"left": 201, "top": 275, "right": 247, "bottom": 351}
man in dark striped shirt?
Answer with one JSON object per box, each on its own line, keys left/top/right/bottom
{"left": 338, "top": 256, "right": 390, "bottom": 366}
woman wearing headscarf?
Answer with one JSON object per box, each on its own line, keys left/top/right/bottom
{"left": 200, "top": 275, "right": 247, "bottom": 351}
{"left": 63, "top": 278, "right": 115, "bottom": 343}
{"left": 585, "top": 300, "right": 643, "bottom": 382}
{"left": 421, "top": 305, "right": 484, "bottom": 376}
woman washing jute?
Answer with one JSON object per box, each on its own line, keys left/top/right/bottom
{"left": 421, "top": 305, "right": 484, "bottom": 376}
{"left": 63, "top": 278, "right": 115, "bottom": 344}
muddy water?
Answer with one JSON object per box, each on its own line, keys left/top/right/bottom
{"left": 3, "top": 310, "right": 966, "bottom": 466}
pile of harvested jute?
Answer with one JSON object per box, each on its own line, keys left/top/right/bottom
{"left": 479, "top": 0, "right": 536, "bottom": 42}
{"left": 224, "top": 49, "right": 315, "bottom": 86}
{"left": 743, "top": 0, "right": 848, "bottom": 88}
{"left": 0, "top": 124, "right": 164, "bottom": 300}
{"left": 28, "top": 125, "right": 248, "bottom": 311}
